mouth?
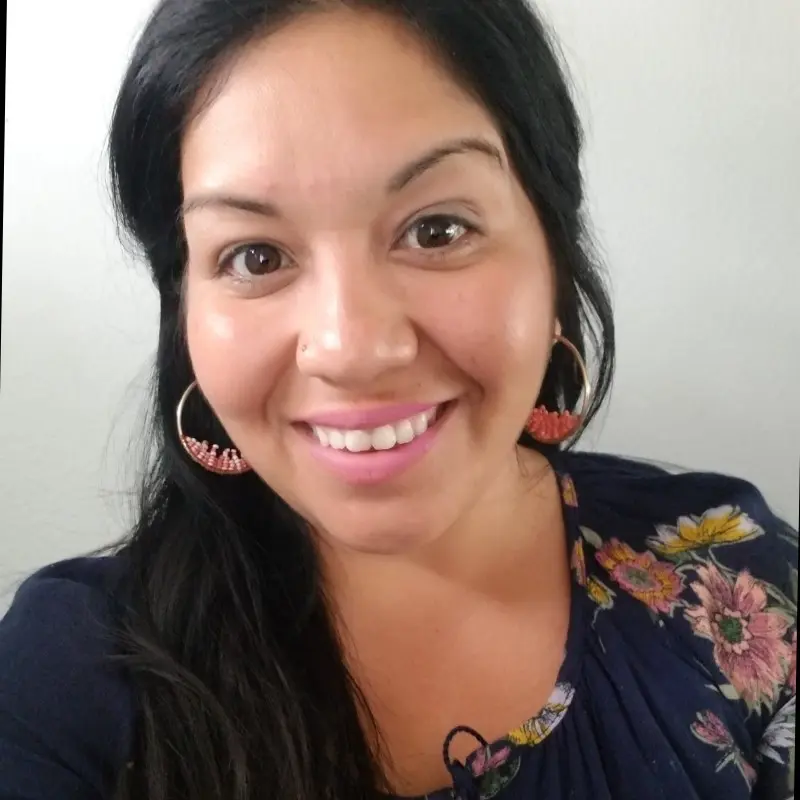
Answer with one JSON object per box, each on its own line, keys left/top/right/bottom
{"left": 301, "top": 401, "right": 452, "bottom": 454}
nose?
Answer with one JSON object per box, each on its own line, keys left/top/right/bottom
{"left": 296, "top": 259, "right": 418, "bottom": 387}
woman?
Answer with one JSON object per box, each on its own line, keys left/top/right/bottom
{"left": 0, "top": 1, "right": 795, "bottom": 798}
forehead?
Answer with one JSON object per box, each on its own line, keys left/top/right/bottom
{"left": 180, "top": 8, "right": 500, "bottom": 196}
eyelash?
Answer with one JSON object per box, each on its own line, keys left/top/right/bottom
{"left": 217, "top": 242, "right": 294, "bottom": 283}
{"left": 216, "top": 212, "right": 481, "bottom": 283}
{"left": 396, "top": 213, "right": 480, "bottom": 257}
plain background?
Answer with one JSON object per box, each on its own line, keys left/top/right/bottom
{"left": 2, "top": 0, "right": 799, "bottom": 609}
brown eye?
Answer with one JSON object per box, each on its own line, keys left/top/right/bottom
{"left": 403, "top": 215, "right": 472, "bottom": 250}
{"left": 226, "top": 244, "right": 286, "bottom": 278}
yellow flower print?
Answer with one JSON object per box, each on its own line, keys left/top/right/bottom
{"left": 649, "top": 506, "right": 763, "bottom": 556}
{"left": 507, "top": 683, "right": 575, "bottom": 746}
{"left": 571, "top": 539, "right": 587, "bottom": 587}
{"left": 560, "top": 475, "right": 578, "bottom": 507}
{"left": 587, "top": 576, "right": 615, "bottom": 609}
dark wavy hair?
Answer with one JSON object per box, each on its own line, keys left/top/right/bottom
{"left": 105, "top": 1, "right": 615, "bottom": 798}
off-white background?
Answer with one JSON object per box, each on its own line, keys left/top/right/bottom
{"left": 2, "top": 0, "right": 799, "bottom": 607}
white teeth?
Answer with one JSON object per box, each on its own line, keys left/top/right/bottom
{"left": 344, "top": 430, "right": 372, "bottom": 453}
{"left": 371, "top": 425, "right": 398, "bottom": 451}
{"left": 313, "top": 426, "right": 330, "bottom": 447}
{"left": 328, "top": 430, "right": 346, "bottom": 450}
{"left": 312, "top": 405, "right": 442, "bottom": 453}
{"left": 395, "top": 420, "right": 415, "bottom": 445}
{"left": 411, "top": 412, "right": 429, "bottom": 436}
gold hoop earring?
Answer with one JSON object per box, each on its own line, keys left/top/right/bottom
{"left": 176, "top": 381, "right": 251, "bottom": 475}
{"left": 526, "top": 335, "right": 592, "bottom": 444}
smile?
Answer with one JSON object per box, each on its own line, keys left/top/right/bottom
{"left": 310, "top": 406, "right": 439, "bottom": 453}
{"left": 299, "top": 402, "right": 453, "bottom": 486}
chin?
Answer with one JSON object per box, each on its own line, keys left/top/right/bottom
{"left": 294, "top": 489, "right": 464, "bottom": 558}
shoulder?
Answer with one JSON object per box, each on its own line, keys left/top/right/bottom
{"left": 0, "top": 555, "right": 135, "bottom": 799}
{"left": 1, "top": 555, "right": 129, "bottom": 670}
{"left": 562, "top": 450, "right": 797, "bottom": 722}
{"left": 561, "top": 450, "right": 797, "bottom": 594}
{"left": 561, "top": 449, "right": 792, "bottom": 525}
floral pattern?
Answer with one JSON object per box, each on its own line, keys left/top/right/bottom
{"left": 471, "top": 745, "right": 512, "bottom": 777}
{"left": 416, "top": 467, "right": 797, "bottom": 800}
{"left": 684, "top": 566, "right": 793, "bottom": 710}
{"left": 586, "top": 576, "right": 615, "bottom": 609}
{"left": 506, "top": 683, "right": 575, "bottom": 747}
{"left": 757, "top": 695, "right": 796, "bottom": 765}
{"left": 578, "top": 475, "right": 795, "bottom": 798}
{"left": 690, "top": 709, "right": 757, "bottom": 786}
{"left": 596, "top": 539, "right": 684, "bottom": 614}
{"left": 560, "top": 474, "right": 578, "bottom": 508}
{"left": 570, "top": 539, "right": 587, "bottom": 587}
{"left": 649, "top": 506, "right": 763, "bottom": 555}
{"left": 470, "top": 744, "right": 520, "bottom": 799}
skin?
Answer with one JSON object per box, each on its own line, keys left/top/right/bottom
{"left": 181, "top": 7, "right": 571, "bottom": 794}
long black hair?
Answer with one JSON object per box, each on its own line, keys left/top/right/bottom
{"left": 106, "top": 1, "right": 615, "bottom": 798}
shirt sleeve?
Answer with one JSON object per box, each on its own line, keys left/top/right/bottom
{"left": 583, "top": 457, "right": 797, "bottom": 795}
{"left": 737, "top": 493, "right": 797, "bottom": 800}
{"left": 0, "top": 558, "right": 134, "bottom": 800}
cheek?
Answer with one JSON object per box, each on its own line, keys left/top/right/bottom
{"left": 425, "top": 261, "right": 555, "bottom": 399}
{"left": 184, "top": 289, "right": 287, "bottom": 424}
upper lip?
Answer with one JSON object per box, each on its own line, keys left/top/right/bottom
{"left": 298, "top": 402, "right": 447, "bottom": 430}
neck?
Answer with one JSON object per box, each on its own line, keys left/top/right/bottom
{"left": 321, "top": 447, "right": 562, "bottom": 622}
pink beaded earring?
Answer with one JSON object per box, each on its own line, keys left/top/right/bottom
{"left": 176, "top": 381, "right": 251, "bottom": 475}
{"left": 526, "top": 335, "right": 592, "bottom": 445}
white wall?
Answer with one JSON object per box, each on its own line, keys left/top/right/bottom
{"left": 2, "top": 0, "right": 798, "bottom": 604}
{"left": 540, "top": 0, "right": 800, "bottom": 522}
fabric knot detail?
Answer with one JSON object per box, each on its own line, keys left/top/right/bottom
{"left": 442, "top": 725, "right": 488, "bottom": 800}
{"left": 447, "top": 761, "right": 480, "bottom": 800}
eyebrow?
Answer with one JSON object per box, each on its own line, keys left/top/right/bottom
{"left": 180, "top": 136, "right": 505, "bottom": 219}
{"left": 386, "top": 136, "right": 505, "bottom": 193}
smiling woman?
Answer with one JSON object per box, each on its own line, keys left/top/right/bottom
{"left": 0, "top": 2, "right": 796, "bottom": 800}
{"left": 179, "top": 17, "right": 564, "bottom": 553}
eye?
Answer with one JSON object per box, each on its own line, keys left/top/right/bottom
{"left": 220, "top": 243, "right": 289, "bottom": 279}
{"left": 400, "top": 214, "right": 475, "bottom": 252}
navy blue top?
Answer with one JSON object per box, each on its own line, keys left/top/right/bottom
{"left": 1, "top": 452, "right": 797, "bottom": 799}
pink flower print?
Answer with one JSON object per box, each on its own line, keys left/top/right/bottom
{"left": 471, "top": 745, "right": 511, "bottom": 778}
{"left": 691, "top": 710, "right": 757, "bottom": 787}
{"left": 685, "top": 565, "right": 792, "bottom": 710}
{"left": 691, "top": 709, "right": 732, "bottom": 747}
{"left": 596, "top": 539, "right": 684, "bottom": 614}
{"left": 789, "top": 630, "right": 797, "bottom": 694}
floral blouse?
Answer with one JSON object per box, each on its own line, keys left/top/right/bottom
{"left": 0, "top": 452, "right": 796, "bottom": 800}
{"left": 425, "top": 452, "right": 798, "bottom": 800}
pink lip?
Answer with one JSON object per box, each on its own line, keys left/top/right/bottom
{"left": 300, "top": 403, "right": 452, "bottom": 486}
{"left": 299, "top": 402, "right": 439, "bottom": 430}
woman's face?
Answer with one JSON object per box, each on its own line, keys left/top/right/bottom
{"left": 181, "top": 8, "right": 557, "bottom": 554}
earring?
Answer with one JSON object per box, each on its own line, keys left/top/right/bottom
{"left": 176, "top": 381, "right": 251, "bottom": 475}
{"left": 526, "top": 335, "right": 592, "bottom": 444}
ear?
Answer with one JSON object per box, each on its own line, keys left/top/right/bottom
{"left": 554, "top": 319, "right": 562, "bottom": 339}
